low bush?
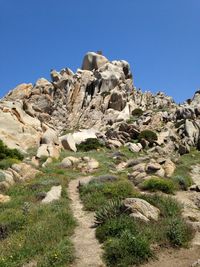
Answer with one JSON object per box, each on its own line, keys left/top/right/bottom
{"left": 172, "top": 175, "right": 192, "bottom": 191}
{"left": 141, "top": 194, "right": 182, "bottom": 218}
{"left": 79, "top": 180, "right": 137, "bottom": 211}
{"left": 103, "top": 230, "right": 153, "bottom": 267}
{"left": 131, "top": 108, "right": 143, "bottom": 117}
{"left": 138, "top": 130, "right": 158, "bottom": 143}
{"left": 166, "top": 217, "right": 194, "bottom": 247}
{"left": 142, "top": 177, "right": 175, "bottom": 194}
{"left": 0, "top": 140, "right": 24, "bottom": 161}
{"left": 77, "top": 138, "right": 104, "bottom": 152}
{"left": 0, "top": 158, "right": 20, "bottom": 169}
{"left": 94, "top": 199, "right": 130, "bottom": 226}
{"left": 96, "top": 215, "right": 139, "bottom": 243}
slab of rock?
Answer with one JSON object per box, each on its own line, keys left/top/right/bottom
{"left": 0, "top": 194, "right": 10, "bottom": 203}
{"left": 72, "top": 129, "right": 97, "bottom": 145}
{"left": 60, "top": 133, "right": 77, "bottom": 152}
{"left": 123, "top": 198, "right": 160, "bottom": 222}
{"left": 42, "top": 185, "right": 62, "bottom": 204}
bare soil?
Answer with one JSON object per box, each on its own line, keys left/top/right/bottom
{"left": 68, "top": 176, "right": 105, "bottom": 267}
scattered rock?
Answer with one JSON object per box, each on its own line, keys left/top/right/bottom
{"left": 60, "top": 133, "right": 77, "bottom": 152}
{"left": 125, "top": 142, "right": 142, "bottom": 153}
{"left": 41, "top": 185, "right": 62, "bottom": 204}
{"left": 60, "top": 157, "right": 73, "bottom": 168}
{"left": 123, "top": 198, "right": 160, "bottom": 222}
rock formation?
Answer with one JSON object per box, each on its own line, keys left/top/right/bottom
{"left": 1, "top": 51, "right": 200, "bottom": 159}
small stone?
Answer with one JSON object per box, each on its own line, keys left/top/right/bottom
{"left": 0, "top": 194, "right": 10, "bottom": 203}
{"left": 60, "top": 158, "right": 72, "bottom": 168}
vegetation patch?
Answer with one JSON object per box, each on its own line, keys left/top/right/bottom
{"left": 77, "top": 138, "right": 104, "bottom": 152}
{"left": 94, "top": 199, "right": 130, "bottom": 226}
{"left": 0, "top": 160, "right": 76, "bottom": 267}
{"left": 103, "top": 229, "right": 153, "bottom": 267}
{"left": 141, "top": 177, "right": 176, "bottom": 194}
{"left": 0, "top": 140, "right": 24, "bottom": 169}
{"left": 138, "top": 130, "right": 158, "bottom": 143}
{"left": 131, "top": 108, "right": 143, "bottom": 117}
{"left": 79, "top": 179, "right": 138, "bottom": 211}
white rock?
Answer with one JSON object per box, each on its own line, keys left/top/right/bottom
{"left": 42, "top": 185, "right": 62, "bottom": 204}
{"left": 72, "top": 129, "right": 97, "bottom": 145}
{"left": 60, "top": 133, "right": 77, "bottom": 152}
{"left": 124, "top": 198, "right": 160, "bottom": 221}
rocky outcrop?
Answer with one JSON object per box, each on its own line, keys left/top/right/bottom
{"left": 1, "top": 51, "right": 200, "bottom": 158}
{"left": 0, "top": 163, "right": 40, "bottom": 190}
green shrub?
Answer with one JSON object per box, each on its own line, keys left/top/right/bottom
{"left": 38, "top": 238, "right": 75, "bottom": 266}
{"left": 77, "top": 138, "right": 104, "bottom": 151}
{"left": 0, "top": 140, "right": 24, "bottom": 161}
{"left": 79, "top": 180, "right": 137, "bottom": 211}
{"left": 96, "top": 215, "right": 139, "bottom": 243}
{"left": 142, "top": 177, "right": 175, "bottom": 194}
{"left": 172, "top": 175, "right": 192, "bottom": 190}
{"left": 132, "top": 108, "right": 143, "bottom": 117}
{"left": 0, "top": 158, "right": 20, "bottom": 169}
{"left": 141, "top": 194, "right": 182, "bottom": 218}
{"left": 138, "top": 130, "right": 157, "bottom": 143}
{"left": 166, "top": 217, "right": 194, "bottom": 247}
{"left": 94, "top": 199, "right": 130, "bottom": 226}
{"left": 103, "top": 230, "right": 153, "bottom": 267}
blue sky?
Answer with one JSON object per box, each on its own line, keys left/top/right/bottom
{"left": 0, "top": 0, "right": 200, "bottom": 103}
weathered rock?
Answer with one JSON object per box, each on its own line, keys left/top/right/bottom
{"left": 123, "top": 198, "right": 160, "bottom": 222}
{"left": 82, "top": 52, "right": 108, "bottom": 71}
{"left": 11, "top": 163, "right": 40, "bottom": 181}
{"left": 36, "top": 144, "right": 49, "bottom": 158}
{"left": 60, "top": 133, "right": 77, "bottom": 152}
{"left": 83, "top": 157, "right": 99, "bottom": 170}
{"left": 146, "top": 163, "right": 161, "bottom": 172}
{"left": 125, "top": 142, "right": 142, "bottom": 153}
{"left": 132, "top": 163, "right": 146, "bottom": 172}
{"left": 163, "top": 159, "right": 176, "bottom": 177}
{"left": 41, "top": 128, "right": 59, "bottom": 145}
{"left": 60, "top": 158, "right": 73, "bottom": 168}
{"left": 72, "top": 129, "right": 97, "bottom": 145}
{"left": 0, "top": 194, "right": 10, "bottom": 203}
{"left": 42, "top": 185, "right": 62, "bottom": 204}
{"left": 67, "top": 156, "right": 80, "bottom": 165}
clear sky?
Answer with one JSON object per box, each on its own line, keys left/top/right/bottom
{"left": 0, "top": 0, "right": 200, "bottom": 103}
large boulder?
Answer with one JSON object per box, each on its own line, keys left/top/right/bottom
{"left": 123, "top": 198, "right": 160, "bottom": 222}
{"left": 41, "top": 128, "right": 59, "bottom": 145}
{"left": 82, "top": 52, "right": 108, "bottom": 71}
{"left": 60, "top": 133, "right": 77, "bottom": 152}
{"left": 72, "top": 129, "right": 97, "bottom": 145}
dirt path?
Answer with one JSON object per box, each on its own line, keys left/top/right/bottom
{"left": 142, "top": 247, "right": 200, "bottom": 267}
{"left": 143, "top": 165, "right": 200, "bottom": 267}
{"left": 68, "top": 177, "right": 105, "bottom": 267}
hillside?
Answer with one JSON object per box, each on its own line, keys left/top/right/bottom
{"left": 0, "top": 52, "right": 200, "bottom": 267}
